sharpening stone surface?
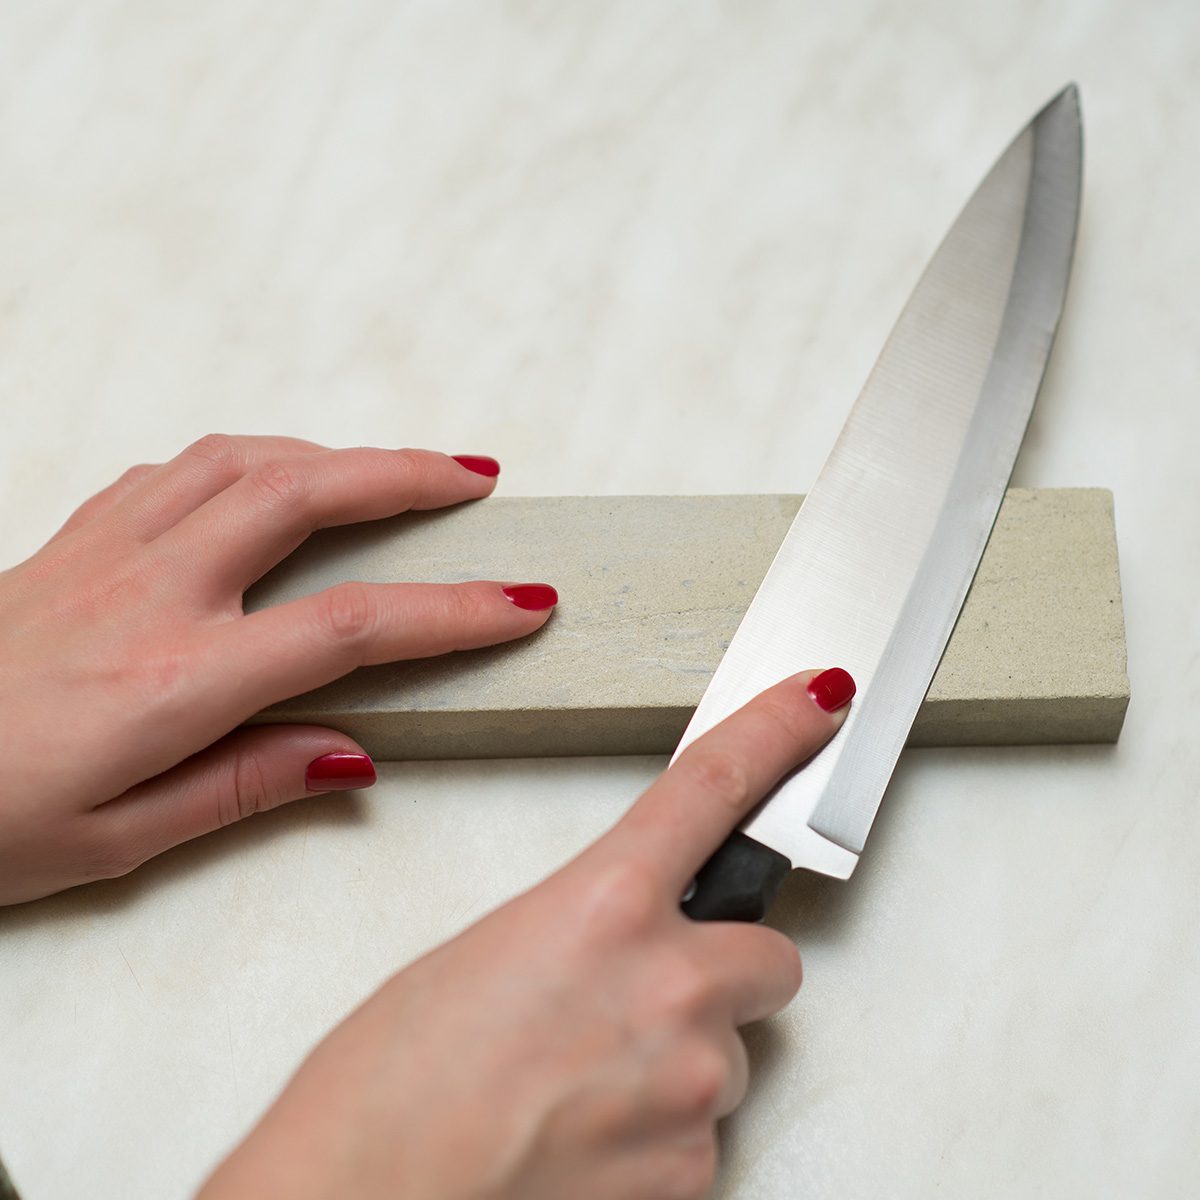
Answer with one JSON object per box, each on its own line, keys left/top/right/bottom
{"left": 245, "top": 488, "right": 1129, "bottom": 758}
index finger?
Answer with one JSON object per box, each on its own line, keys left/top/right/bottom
{"left": 608, "top": 668, "right": 855, "bottom": 894}
{"left": 100, "top": 435, "right": 331, "bottom": 545}
{"left": 153, "top": 446, "right": 501, "bottom": 598}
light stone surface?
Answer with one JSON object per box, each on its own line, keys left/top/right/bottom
{"left": 247, "top": 488, "right": 1129, "bottom": 755}
{"left": 1, "top": 4, "right": 1198, "bottom": 1200}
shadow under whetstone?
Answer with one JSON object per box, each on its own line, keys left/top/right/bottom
{"left": 249, "top": 505, "right": 472, "bottom": 598}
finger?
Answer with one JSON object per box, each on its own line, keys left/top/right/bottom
{"left": 154, "top": 446, "right": 501, "bottom": 597}
{"left": 97, "top": 434, "right": 329, "bottom": 544}
{"left": 643, "top": 1033, "right": 747, "bottom": 1126}
{"left": 715, "top": 1030, "right": 750, "bottom": 1118}
{"left": 194, "top": 580, "right": 557, "bottom": 724}
{"left": 47, "top": 463, "right": 161, "bottom": 542}
{"left": 691, "top": 922, "right": 803, "bottom": 1027}
{"left": 91, "top": 725, "right": 376, "bottom": 869}
{"left": 609, "top": 668, "right": 855, "bottom": 893}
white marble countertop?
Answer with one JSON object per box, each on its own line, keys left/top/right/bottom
{"left": 1, "top": 3, "right": 1197, "bottom": 1197}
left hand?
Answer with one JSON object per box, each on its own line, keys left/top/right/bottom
{"left": 0, "top": 435, "right": 556, "bottom": 904}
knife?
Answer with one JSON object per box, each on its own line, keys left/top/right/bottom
{"left": 678, "top": 85, "right": 1083, "bottom": 923}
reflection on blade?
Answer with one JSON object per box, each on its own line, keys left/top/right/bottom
{"left": 671, "top": 86, "right": 1083, "bottom": 877}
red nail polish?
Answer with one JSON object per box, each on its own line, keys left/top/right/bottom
{"left": 305, "top": 752, "right": 376, "bottom": 792}
{"left": 452, "top": 454, "right": 500, "bottom": 477}
{"left": 806, "top": 667, "right": 856, "bottom": 713}
{"left": 502, "top": 583, "right": 558, "bottom": 611}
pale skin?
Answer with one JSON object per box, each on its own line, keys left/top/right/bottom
{"left": 0, "top": 435, "right": 853, "bottom": 1200}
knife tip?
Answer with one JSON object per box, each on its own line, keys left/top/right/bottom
{"left": 1047, "top": 81, "right": 1081, "bottom": 116}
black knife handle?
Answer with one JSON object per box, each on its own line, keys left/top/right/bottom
{"left": 681, "top": 831, "right": 792, "bottom": 923}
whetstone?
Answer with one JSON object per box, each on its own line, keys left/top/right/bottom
{"left": 245, "top": 489, "right": 1129, "bottom": 758}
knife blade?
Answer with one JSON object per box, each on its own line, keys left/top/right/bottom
{"left": 678, "top": 85, "right": 1083, "bottom": 922}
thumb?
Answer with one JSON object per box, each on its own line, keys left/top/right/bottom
{"left": 93, "top": 725, "right": 376, "bottom": 870}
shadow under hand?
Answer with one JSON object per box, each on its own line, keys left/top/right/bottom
{"left": 0, "top": 790, "right": 369, "bottom": 937}
{"left": 711, "top": 738, "right": 1123, "bottom": 1192}
{"left": 769, "top": 864, "right": 865, "bottom": 946}
{"left": 710, "top": 868, "right": 870, "bottom": 1195}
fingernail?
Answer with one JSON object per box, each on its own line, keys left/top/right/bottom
{"left": 305, "top": 752, "right": 376, "bottom": 792}
{"left": 502, "top": 583, "right": 558, "bottom": 611}
{"left": 452, "top": 454, "right": 501, "bottom": 477}
{"left": 806, "top": 667, "right": 856, "bottom": 713}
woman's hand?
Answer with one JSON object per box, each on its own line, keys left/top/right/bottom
{"left": 0, "top": 435, "right": 556, "bottom": 904}
{"left": 199, "top": 668, "right": 853, "bottom": 1200}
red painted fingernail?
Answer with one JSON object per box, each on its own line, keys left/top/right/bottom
{"left": 806, "top": 667, "right": 856, "bottom": 713}
{"left": 502, "top": 583, "right": 558, "bottom": 611}
{"left": 305, "top": 752, "right": 376, "bottom": 792}
{"left": 452, "top": 454, "right": 500, "bottom": 477}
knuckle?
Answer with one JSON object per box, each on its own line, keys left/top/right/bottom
{"left": 562, "top": 1087, "right": 636, "bottom": 1144}
{"left": 223, "top": 746, "right": 276, "bottom": 826}
{"left": 577, "top": 859, "right": 660, "bottom": 945}
{"left": 651, "top": 955, "right": 718, "bottom": 1025}
{"left": 316, "top": 582, "right": 376, "bottom": 648}
{"left": 757, "top": 693, "right": 811, "bottom": 746}
{"left": 247, "top": 459, "right": 308, "bottom": 512}
{"left": 129, "top": 643, "right": 192, "bottom": 710}
{"left": 392, "top": 446, "right": 432, "bottom": 487}
{"left": 117, "top": 463, "right": 154, "bottom": 489}
{"left": 184, "top": 433, "right": 241, "bottom": 474}
{"left": 444, "top": 584, "right": 490, "bottom": 632}
{"left": 680, "top": 748, "right": 751, "bottom": 817}
{"left": 672, "top": 1046, "right": 729, "bottom": 1118}
{"left": 77, "top": 827, "right": 141, "bottom": 883}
